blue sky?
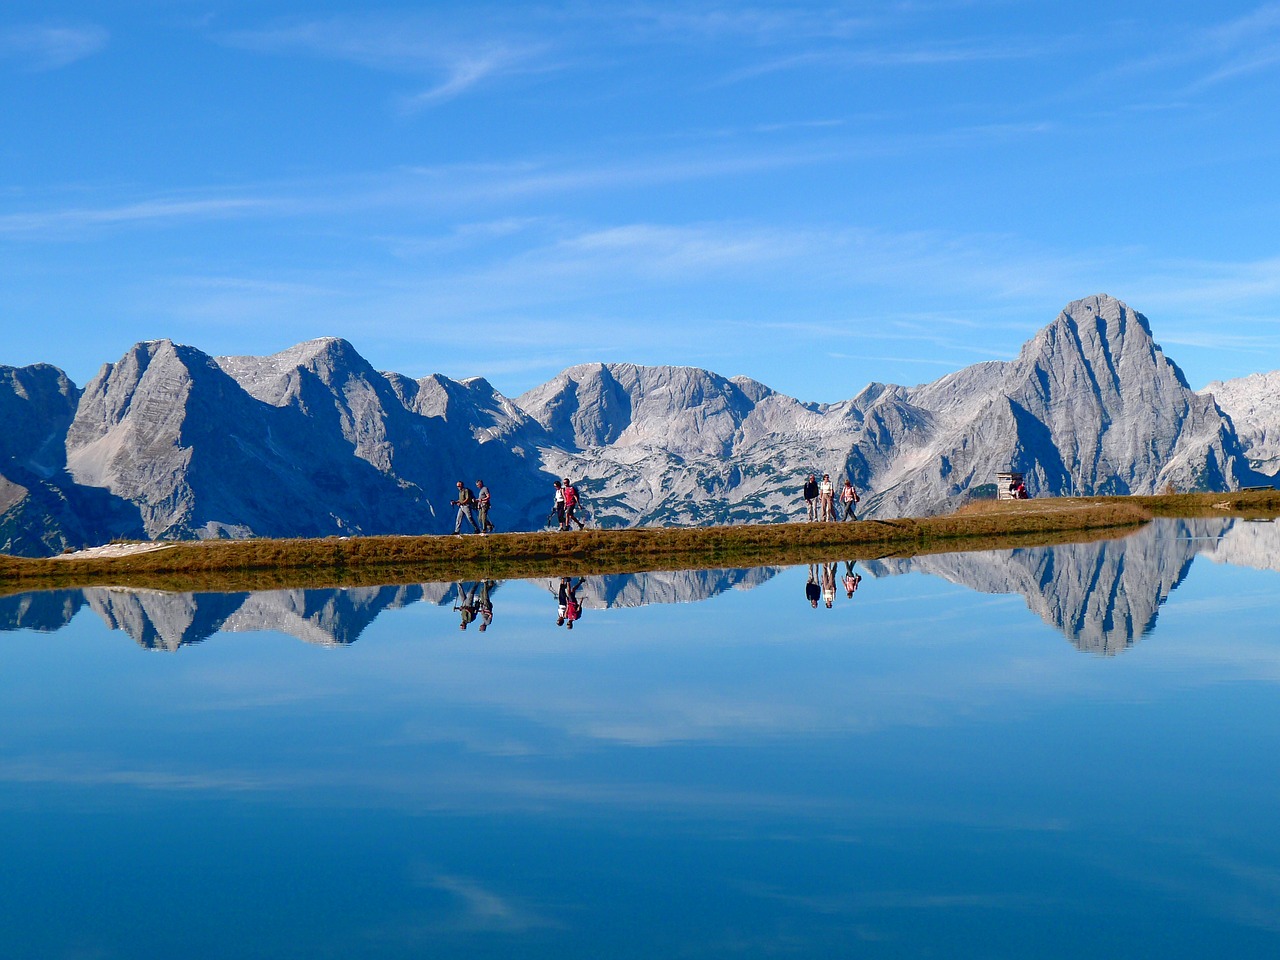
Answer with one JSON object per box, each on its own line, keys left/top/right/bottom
{"left": 3, "top": 1, "right": 1280, "bottom": 402}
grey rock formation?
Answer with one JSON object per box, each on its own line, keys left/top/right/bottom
{"left": 519, "top": 295, "right": 1263, "bottom": 526}
{"left": 1, "top": 295, "right": 1270, "bottom": 555}
{"left": 1202, "top": 371, "right": 1280, "bottom": 476}
{"left": 0, "top": 362, "right": 143, "bottom": 555}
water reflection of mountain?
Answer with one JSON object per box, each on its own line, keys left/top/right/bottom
{"left": 584, "top": 567, "right": 781, "bottom": 609}
{"left": 4, "top": 523, "right": 1276, "bottom": 651}
{"left": 0, "top": 567, "right": 780, "bottom": 649}
{"left": 863, "top": 518, "right": 1257, "bottom": 655}
{"left": 0, "top": 584, "right": 457, "bottom": 651}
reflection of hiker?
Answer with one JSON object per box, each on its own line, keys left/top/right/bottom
{"left": 839, "top": 479, "right": 860, "bottom": 520}
{"left": 564, "top": 580, "right": 584, "bottom": 628}
{"left": 452, "top": 481, "right": 480, "bottom": 534}
{"left": 475, "top": 479, "right": 494, "bottom": 534}
{"left": 822, "top": 562, "right": 837, "bottom": 608}
{"left": 805, "top": 564, "right": 821, "bottom": 608}
{"left": 552, "top": 480, "right": 567, "bottom": 530}
{"left": 803, "top": 474, "right": 819, "bottom": 522}
{"left": 818, "top": 474, "right": 835, "bottom": 522}
{"left": 455, "top": 581, "right": 478, "bottom": 629}
{"left": 843, "top": 561, "right": 862, "bottom": 598}
{"left": 563, "top": 478, "right": 586, "bottom": 530}
{"left": 555, "top": 576, "right": 586, "bottom": 627}
{"left": 477, "top": 579, "right": 495, "bottom": 631}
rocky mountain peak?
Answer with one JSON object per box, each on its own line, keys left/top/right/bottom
{"left": 3, "top": 295, "right": 1274, "bottom": 556}
{"left": 1202, "top": 369, "right": 1280, "bottom": 476}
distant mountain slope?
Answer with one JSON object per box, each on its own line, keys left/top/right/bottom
{"left": 1201, "top": 370, "right": 1280, "bottom": 476}
{"left": 0, "top": 295, "right": 1271, "bottom": 555}
{"left": 517, "top": 295, "right": 1263, "bottom": 526}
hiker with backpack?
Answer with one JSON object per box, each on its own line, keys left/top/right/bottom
{"left": 563, "top": 477, "right": 586, "bottom": 530}
{"left": 839, "top": 479, "right": 860, "bottom": 520}
{"left": 475, "top": 478, "right": 494, "bottom": 534}
{"left": 451, "top": 481, "right": 480, "bottom": 535}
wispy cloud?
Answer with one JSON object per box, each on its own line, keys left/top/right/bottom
{"left": 0, "top": 196, "right": 279, "bottom": 239}
{"left": 720, "top": 37, "right": 1046, "bottom": 84}
{"left": 219, "top": 17, "right": 545, "bottom": 107}
{"left": 0, "top": 23, "right": 108, "bottom": 70}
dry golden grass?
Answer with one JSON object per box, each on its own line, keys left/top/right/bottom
{"left": 0, "top": 495, "right": 1164, "bottom": 594}
{"left": 0, "top": 490, "right": 1272, "bottom": 596}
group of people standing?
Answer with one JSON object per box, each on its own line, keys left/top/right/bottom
{"left": 552, "top": 479, "right": 587, "bottom": 531}
{"left": 802, "top": 473, "right": 861, "bottom": 521}
{"left": 805, "top": 562, "right": 863, "bottom": 609}
{"left": 452, "top": 479, "right": 495, "bottom": 535}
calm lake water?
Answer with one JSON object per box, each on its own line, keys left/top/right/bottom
{"left": 3, "top": 517, "right": 1280, "bottom": 958}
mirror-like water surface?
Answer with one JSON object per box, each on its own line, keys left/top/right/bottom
{"left": 3, "top": 518, "right": 1280, "bottom": 958}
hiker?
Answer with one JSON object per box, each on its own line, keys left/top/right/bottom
{"left": 475, "top": 479, "right": 494, "bottom": 534}
{"left": 455, "top": 582, "right": 478, "bottom": 630}
{"left": 839, "top": 479, "right": 860, "bottom": 520}
{"left": 563, "top": 477, "right": 586, "bottom": 530}
{"left": 452, "top": 481, "right": 480, "bottom": 534}
{"left": 1014, "top": 479, "right": 1029, "bottom": 499}
{"left": 843, "top": 561, "right": 862, "bottom": 598}
{"left": 822, "top": 562, "right": 837, "bottom": 608}
{"left": 818, "top": 473, "right": 836, "bottom": 521}
{"left": 805, "top": 565, "right": 820, "bottom": 608}
{"left": 552, "top": 480, "right": 567, "bottom": 530}
{"left": 477, "top": 579, "right": 495, "bottom": 631}
{"left": 803, "top": 474, "right": 819, "bottom": 521}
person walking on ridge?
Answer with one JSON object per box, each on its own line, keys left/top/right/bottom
{"left": 839, "top": 479, "right": 860, "bottom": 520}
{"left": 452, "top": 481, "right": 480, "bottom": 535}
{"left": 475, "top": 478, "right": 494, "bottom": 534}
{"left": 552, "top": 480, "right": 567, "bottom": 531}
{"left": 803, "top": 474, "right": 819, "bottom": 522}
{"left": 563, "top": 477, "right": 586, "bottom": 530}
{"left": 818, "top": 473, "right": 835, "bottom": 522}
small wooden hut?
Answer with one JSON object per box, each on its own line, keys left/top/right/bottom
{"left": 996, "top": 471, "right": 1024, "bottom": 501}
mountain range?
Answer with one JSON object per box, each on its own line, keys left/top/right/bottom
{"left": 2, "top": 293, "right": 1276, "bottom": 556}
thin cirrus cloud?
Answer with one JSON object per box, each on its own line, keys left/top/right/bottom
{"left": 0, "top": 23, "right": 108, "bottom": 70}
{"left": 0, "top": 196, "right": 280, "bottom": 240}
{"left": 218, "top": 18, "right": 544, "bottom": 107}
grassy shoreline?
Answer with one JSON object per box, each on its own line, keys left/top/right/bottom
{"left": 2, "top": 490, "right": 1277, "bottom": 595}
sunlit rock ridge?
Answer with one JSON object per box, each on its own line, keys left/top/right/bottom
{"left": 1, "top": 294, "right": 1271, "bottom": 555}
{"left": 1202, "top": 370, "right": 1280, "bottom": 477}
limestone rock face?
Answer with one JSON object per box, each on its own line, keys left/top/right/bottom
{"left": 0, "top": 295, "right": 1272, "bottom": 555}
{"left": 517, "top": 295, "right": 1263, "bottom": 526}
{"left": 869, "top": 295, "right": 1258, "bottom": 516}
{"left": 1202, "top": 370, "right": 1280, "bottom": 476}
{"left": 58, "top": 338, "right": 550, "bottom": 546}
{"left": 0, "top": 362, "right": 143, "bottom": 555}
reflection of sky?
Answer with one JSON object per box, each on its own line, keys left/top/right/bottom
{"left": 3, "top": 543, "right": 1280, "bottom": 957}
